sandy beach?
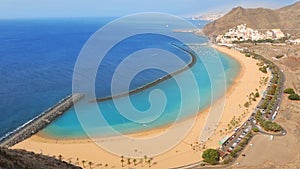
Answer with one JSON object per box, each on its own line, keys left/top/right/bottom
{"left": 12, "top": 45, "right": 270, "bottom": 169}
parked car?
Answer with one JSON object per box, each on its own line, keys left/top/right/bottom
{"left": 234, "top": 127, "right": 239, "bottom": 132}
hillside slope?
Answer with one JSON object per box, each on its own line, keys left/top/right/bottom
{"left": 203, "top": 2, "right": 300, "bottom": 38}
{"left": 0, "top": 148, "right": 81, "bottom": 169}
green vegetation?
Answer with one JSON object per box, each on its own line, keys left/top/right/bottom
{"left": 202, "top": 149, "right": 220, "bottom": 165}
{"left": 260, "top": 97, "right": 271, "bottom": 109}
{"left": 259, "top": 76, "right": 269, "bottom": 87}
{"left": 275, "top": 54, "right": 284, "bottom": 59}
{"left": 230, "top": 132, "right": 253, "bottom": 158}
{"left": 288, "top": 93, "right": 300, "bottom": 100}
{"left": 222, "top": 158, "right": 231, "bottom": 164}
{"left": 232, "top": 39, "right": 276, "bottom": 44}
{"left": 255, "top": 39, "right": 275, "bottom": 43}
{"left": 233, "top": 38, "right": 288, "bottom": 44}
{"left": 271, "top": 75, "right": 279, "bottom": 84}
{"left": 248, "top": 92, "right": 258, "bottom": 102}
{"left": 244, "top": 101, "right": 250, "bottom": 108}
{"left": 252, "top": 127, "right": 259, "bottom": 132}
{"left": 255, "top": 110, "right": 282, "bottom": 132}
{"left": 226, "top": 116, "right": 243, "bottom": 132}
{"left": 283, "top": 88, "right": 300, "bottom": 100}
{"left": 230, "top": 145, "right": 242, "bottom": 158}
{"left": 259, "top": 66, "right": 268, "bottom": 73}
{"left": 240, "top": 132, "right": 253, "bottom": 146}
{"left": 245, "top": 53, "right": 251, "bottom": 57}
{"left": 263, "top": 120, "right": 282, "bottom": 132}
{"left": 284, "top": 88, "right": 295, "bottom": 94}
{"left": 255, "top": 110, "right": 264, "bottom": 125}
{"left": 267, "top": 85, "right": 277, "bottom": 95}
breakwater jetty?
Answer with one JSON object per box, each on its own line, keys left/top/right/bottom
{"left": 0, "top": 93, "right": 85, "bottom": 147}
{"left": 90, "top": 44, "right": 197, "bottom": 102}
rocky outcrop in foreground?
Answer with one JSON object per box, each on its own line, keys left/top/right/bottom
{"left": 0, "top": 148, "right": 81, "bottom": 169}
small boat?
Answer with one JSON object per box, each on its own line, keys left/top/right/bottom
{"left": 165, "top": 24, "right": 169, "bottom": 28}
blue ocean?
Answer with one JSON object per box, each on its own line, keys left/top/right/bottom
{"left": 0, "top": 17, "right": 240, "bottom": 139}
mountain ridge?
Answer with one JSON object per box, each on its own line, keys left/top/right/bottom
{"left": 203, "top": 2, "right": 300, "bottom": 38}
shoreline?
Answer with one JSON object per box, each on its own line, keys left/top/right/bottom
{"left": 205, "top": 45, "right": 270, "bottom": 148}
{"left": 0, "top": 93, "right": 85, "bottom": 147}
{"left": 12, "top": 45, "right": 268, "bottom": 169}
{"left": 31, "top": 44, "right": 241, "bottom": 142}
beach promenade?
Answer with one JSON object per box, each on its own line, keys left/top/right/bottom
{"left": 0, "top": 93, "right": 85, "bottom": 148}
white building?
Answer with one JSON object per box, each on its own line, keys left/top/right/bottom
{"left": 216, "top": 24, "right": 286, "bottom": 43}
{"left": 288, "top": 39, "right": 300, "bottom": 44}
{"left": 271, "top": 29, "right": 285, "bottom": 39}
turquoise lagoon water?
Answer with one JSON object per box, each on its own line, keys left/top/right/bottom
{"left": 42, "top": 46, "right": 240, "bottom": 139}
{"left": 0, "top": 18, "right": 240, "bottom": 139}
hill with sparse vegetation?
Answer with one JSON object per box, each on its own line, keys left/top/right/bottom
{"left": 203, "top": 2, "right": 300, "bottom": 38}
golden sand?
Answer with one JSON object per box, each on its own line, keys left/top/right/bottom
{"left": 12, "top": 45, "right": 270, "bottom": 169}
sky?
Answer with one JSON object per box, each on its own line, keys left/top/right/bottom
{"left": 0, "top": 0, "right": 298, "bottom": 19}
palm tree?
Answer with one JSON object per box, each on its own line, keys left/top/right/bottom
{"left": 144, "top": 155, "right": 147, "bottom": 161}
{"left": 120, "top": 155, "right": 124, "bottom": 167}
{"left": 127, "top": 158, "right": 131, "bottom": 165}
{"left": 144, "top": 155, "right": 147, "bottom": 166}
{"left": 58, "top": 154, "right": 62, "bottom": 161}
{"left": 82, "top": 160, "right": 86, "bottom": 168}
{"left": 88, "top": 161, "right": 93, "bottom": 169}
{"left": 121, "top": 158, "right": 124, "bottom": 167}
{"left": 76, "top": 157, "right": 79, "bottom": 165}
{"left": 133, "top": 159, "right": 137, "bottom": 166}
{"left": 148, "top": 158, "right": 153, "bottom": 167}
{"left": 147, "top": 159, "right": 151, "bottom": 167}
{"left": 140, "top": 158, "right": 143, "bottom": 167}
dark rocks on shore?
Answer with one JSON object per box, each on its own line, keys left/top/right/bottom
{"left": 0, "top": 93, "right": 85, "bottom": 148}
